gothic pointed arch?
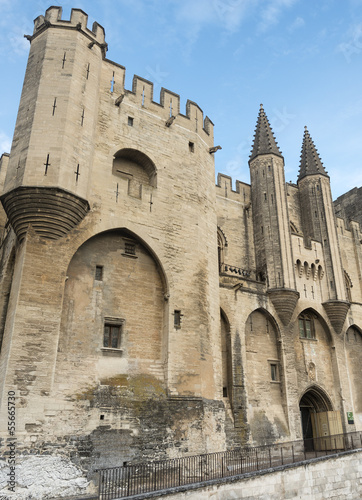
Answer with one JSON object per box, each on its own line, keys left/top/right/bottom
{"left": 298, "top": 385, "right": 341, "bottom": 449}
{"left": 112, "top": 148, "right": 157, "bottom": 198}
{"left": 345, "top": 324, "right": 362, "bottom": 416}
{"left": 220, "top": 308, "right": 232, "bottom": 404}
{"left": 294, "top": 308, "right": 341, "bottom": 430}
{"left": 299, "top": 385, "right": 334, "bottom": 413}
{"left": 344, "top": 270, "right": 353, "bottom": 302}
{"left": 297, "top": 307, "right": 333, "bottom": 343}
{"left": 217, "top": 227, "right": 227, "bottom": 272}
{"left": 245, "top": 308, "right": 288, "bottom": 444}
{"left": 56, "top": 228, "right": 167, "bottom": 392}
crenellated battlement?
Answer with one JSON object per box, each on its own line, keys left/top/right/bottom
{"left": 33, "top": 6, "right": 106, "bottom": 46}
{"left": 30, "top": 7, "right": 213, "bottom": 139}
{"left": 119, "top": 74, "right": 214, "bottom": 137}
{"left": 216, "top": 173, "right": 250, "bottom": 204}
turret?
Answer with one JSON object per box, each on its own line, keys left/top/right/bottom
{"left": 297, "top": 127, "right": 349, "bottom": 332}
{"left": 1, "top": 7, "right": 106, "bottom": 241}
{"left": 249, "top": 105, "right": 298, "bottom": 325}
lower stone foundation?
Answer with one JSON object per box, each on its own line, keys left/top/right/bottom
{"left": 157, "top": 450, "right": 362, "bottom": 500}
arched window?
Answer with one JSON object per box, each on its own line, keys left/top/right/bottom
{"left": 217, "top": 227, "right": 227, "bottom": 273}
{"left": 112, "top": 148, "right": 157, "bottom": 199}
{"left": 344, "top": 271, "right": 352, "bottom": 302}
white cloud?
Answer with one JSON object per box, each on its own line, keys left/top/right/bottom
{"left": 288, "top": 16, "right": 304, "bottom": 32}
{"left": 0, "top": 132, "right": 11, "bottom": 153}
{"left": 337, "top": 23, "right": 362, "bottom": 63}
{"left": 9, "top": 26, "right": 31, "bottom": 56}
{"left": 174, "top": 0, "right": 253, "bottom": 34}
{"left": 258, "top": 0, "right": 298, "bottom": 33}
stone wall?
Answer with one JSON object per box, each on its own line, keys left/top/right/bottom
{"left": 158, "top": 450, "right": 362, "bottom": 500}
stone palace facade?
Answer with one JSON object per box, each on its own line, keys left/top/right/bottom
{"left": 1, "top": 6, "right": 362, "bottom": 492}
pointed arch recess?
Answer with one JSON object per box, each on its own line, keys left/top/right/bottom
{"left": 298, "top": 307, "right": 333, "bottom": 344}
{"left": 113, "top": 148, "right": 157, "bottom": 187}
{"left": 246, "top": 307, "right": 281, "bottom": 339}
{"left": 65, "top": 228, "right": 168, "bottom": 295}
{"left": 299, "top": 385, "right": 334, "bottom": 412}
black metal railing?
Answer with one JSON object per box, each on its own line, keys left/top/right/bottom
{"left": 97, "top": 431, "right": 362, "bottom": 499}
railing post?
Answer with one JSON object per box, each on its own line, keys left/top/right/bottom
{"left": 153, "top": 463, "right": 156, "bottom": 493}
{"left": 256, "top": 449, "right": 259, "bottom": 470}
{"left": 292, "top": 444, "right": 294, "bottom": 464}
{"left": 281, "top": 446, "right": 283, "bottom": 465}
{"left": 268, "top": 447, "right": 271, "bottom": 467}
{"left": 98, "top": 470, "right": 102, "bottom": 500}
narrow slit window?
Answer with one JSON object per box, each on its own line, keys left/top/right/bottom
{"left": 52, "top": 98, "right": 57, "bottom": 116}
{"left": 95, "top": 265, "right": 103, "bottom": 281}
{"left": 128, "top": 116, "right": 134, "bottom": 126}
{"left": 174, "top": 310, "right": 182, "bottom": 329}
{"left": 189, "top": 141, "right": 194, "bottom": 153}
{"left": 270, "top": 364, "right": 278, "bottom": 381}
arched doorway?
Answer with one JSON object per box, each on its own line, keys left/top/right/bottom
{"left": 299, "top": 387, "right": 342, "bottom": 451}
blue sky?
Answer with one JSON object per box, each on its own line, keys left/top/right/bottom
{"left": 1, "top": 0, "right": 362, "bottom": 198}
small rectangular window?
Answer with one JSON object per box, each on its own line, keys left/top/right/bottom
{"left": 189, "top": 141, "right": 194, "bottom": 152}
{"left": 270, "top": 364, "right": 278, "bottom": 381}
{"left": 128, "top": 116, "right": 134, "bottom": 126}
{"left": 125, "top": 242, "right": 136, "bottom": 255}
{"left": 223, "top": 387, "right": 228, "bottom": 397}
{"left": 103, "top": 322, "right": 122, "bottom": 349}
{"left": 299, "top": 316, "right": 315, "bottom": 339}
{"left": 174, "top": 310, "right": 182, "bottom": 329}
{"left": 95, "top": 265, "right": 103, "bottom": 281}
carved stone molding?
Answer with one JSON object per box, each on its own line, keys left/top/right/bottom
{"left": 267, "top": 289, "right": 300, "bottom": 326}
{"left": 1, "top": 186, "right": 89, "bottom": 241}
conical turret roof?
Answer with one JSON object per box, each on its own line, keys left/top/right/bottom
{"left": 249, "top": 104, "right": 283, "bottom": 162}
{"left": 298, "top": 127, "right": 328, "bottom": 181}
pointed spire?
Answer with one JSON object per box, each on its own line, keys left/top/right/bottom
{"left": 249, "top": 104, "right": 283, "bottom": 162}
{"left": 298, "top": 127, "right": 328, "bottom": 181}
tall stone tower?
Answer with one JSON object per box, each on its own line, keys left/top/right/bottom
{"left": 297, "top": 127, "right": 349, "bottom": 332}
{"left": 0, "top": 6, "right": 223, "bottom": 476}
{"left": 1, "top": 7, "right": 106, "bottom": 240}
{"left": 249, "top": 105, "right": 298, "bottom": 325}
